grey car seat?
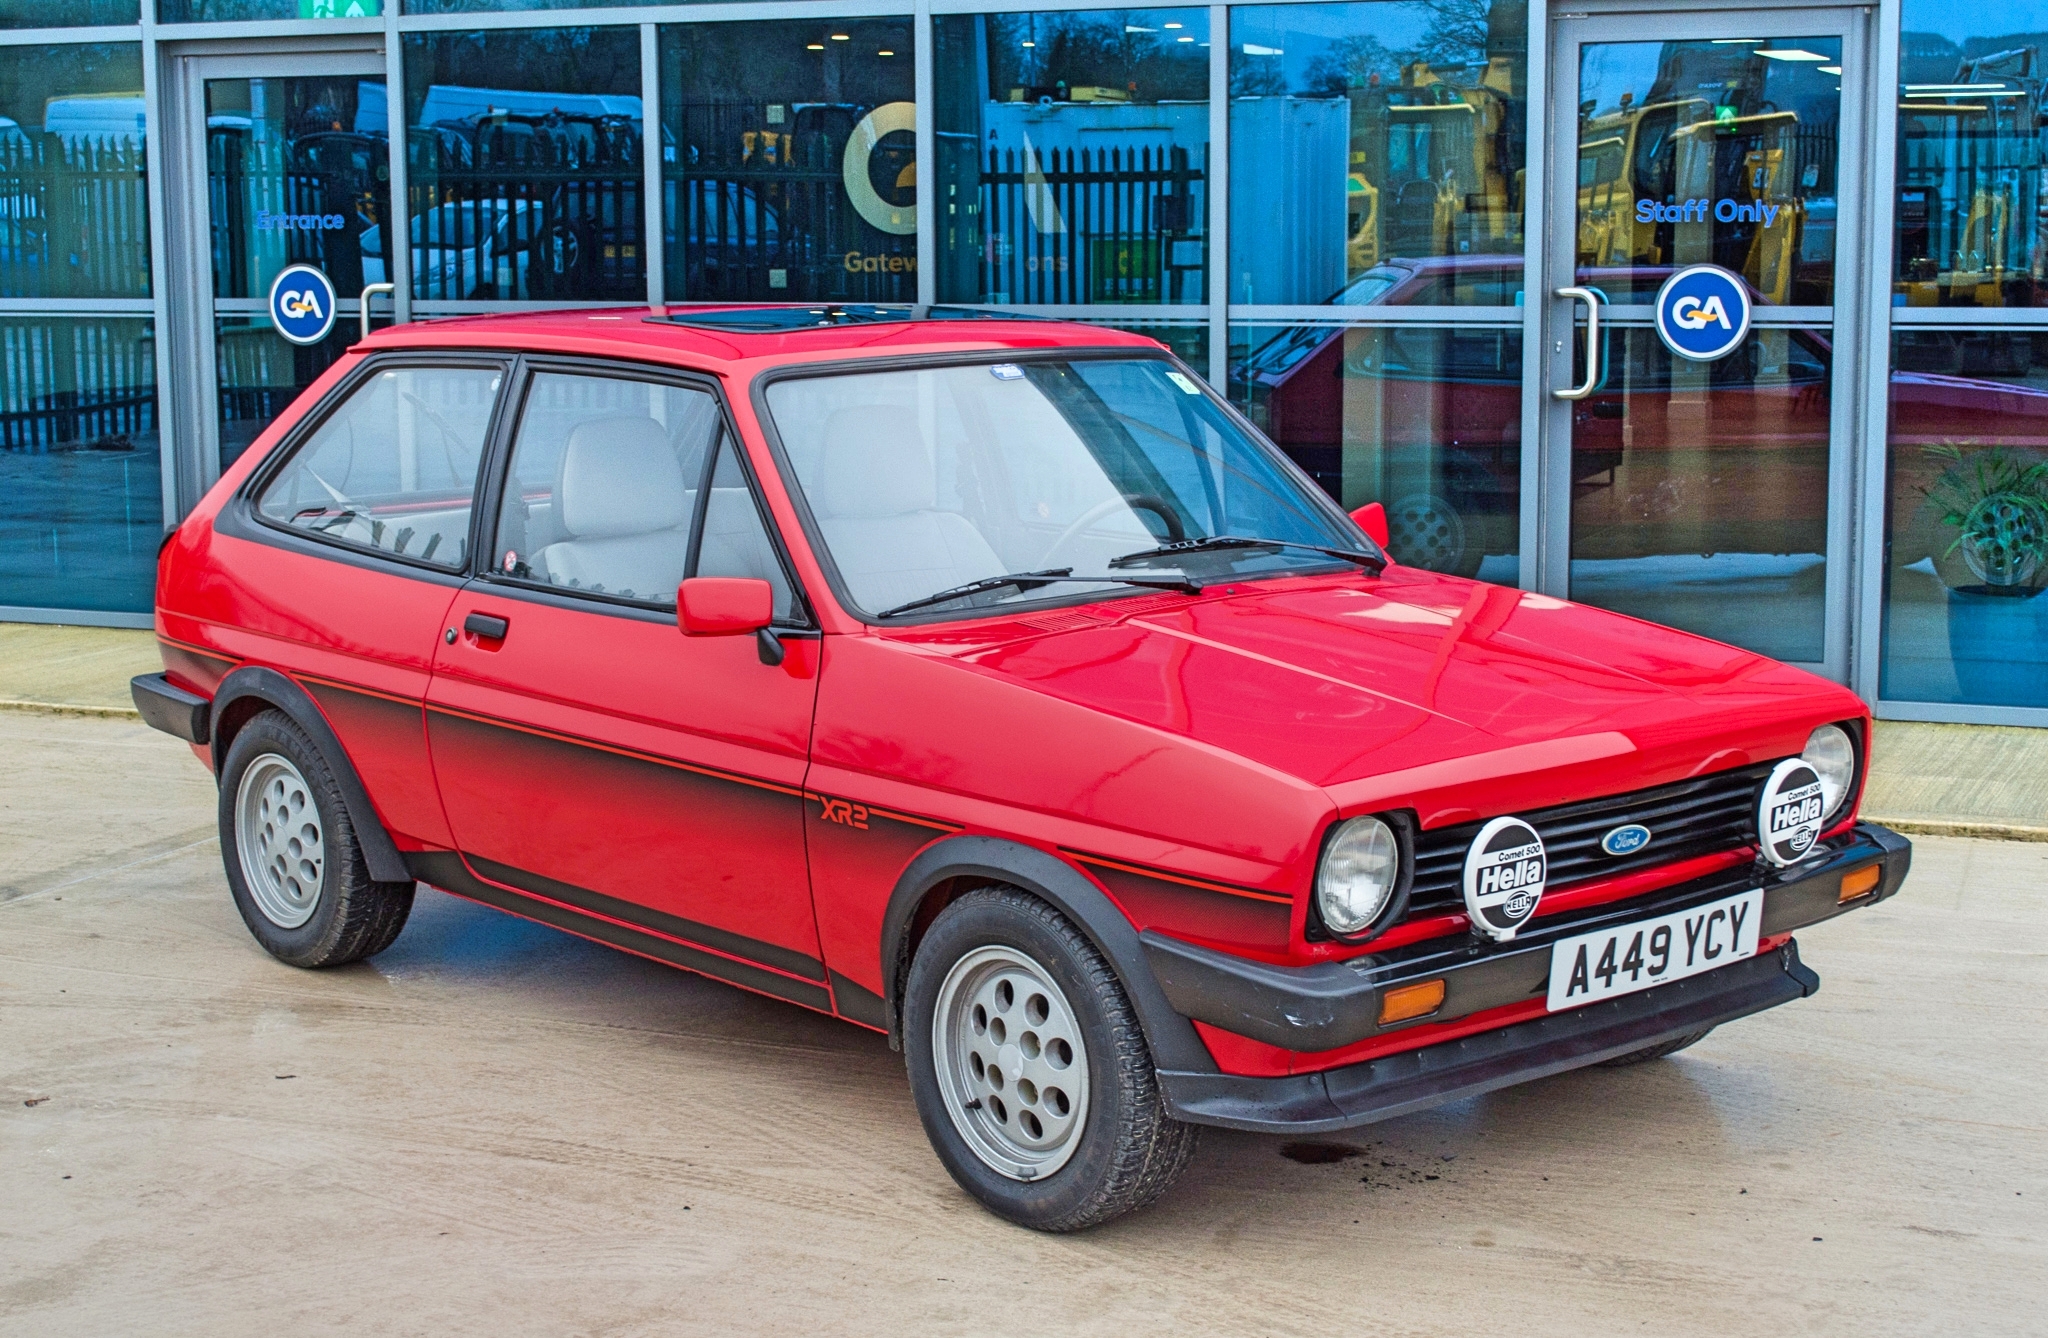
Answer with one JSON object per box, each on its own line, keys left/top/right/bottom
{"left": 536, "top": 416, "right": 692, "bottom": 601}
{"left": 809, "top": 405, "right": 1005, "bottom": 612}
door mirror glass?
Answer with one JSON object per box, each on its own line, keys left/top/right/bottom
{"left": 1351, "top": 501, "right": 1391, "bottom": 551}
{"left": 678, "top": 577, "right": 774, "bottom": 635}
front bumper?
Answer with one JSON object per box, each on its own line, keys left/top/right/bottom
{"left": 1146, "top": 821, "right": 1909, "bottom": 1133}
{"left": 1158, "top": 940, "right": 1819, "bottom": 1134}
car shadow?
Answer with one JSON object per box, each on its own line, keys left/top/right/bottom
{"left": 361, "top": 884, "right": 1752, "bottom": 1236}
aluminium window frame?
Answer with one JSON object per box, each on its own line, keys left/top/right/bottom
{"left": 8, "top": 0, "right": 2044, "bottom": 728}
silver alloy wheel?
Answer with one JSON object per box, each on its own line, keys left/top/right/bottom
{"left": 931, "top": 944, "right": 1091, "bottom": 1181}
{"left": 1388, "top": 492, "right": 1468, "bottom": 574}
{"left": 235, "top": 752, "right": 325, "bottom": 930}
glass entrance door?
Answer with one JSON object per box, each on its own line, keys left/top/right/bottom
{"left": 1541, "top": 10, "right": 1870, "bottom": 674}
{"left": 164, "top": 50, "right": 390, "bottom": 501}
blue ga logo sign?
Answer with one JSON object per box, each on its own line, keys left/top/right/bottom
{"left": 269, "top": 264, "right": 338, "bottom": 346}
{"left": 1653, "top": 264, "right": 1751, "bottom": 362}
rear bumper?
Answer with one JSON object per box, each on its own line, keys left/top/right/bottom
{"left": 1143, "top": 821, "right": 1909, "bottom": 1056}
{"left": 1158, "top": 940, "right": 1819, "bottom": 1134}
{"left": 131, "top": 672, "right": 210, "bottom": 744}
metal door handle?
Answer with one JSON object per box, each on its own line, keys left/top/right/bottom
{"left": 360, "top": 282, "right": 395, "bottom": 341}
{"left": 1553, "top": 286, "right": 1601, "bottom": 401}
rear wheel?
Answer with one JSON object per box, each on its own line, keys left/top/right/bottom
{"left": 1599, "top": 1026, "right": 1714, "bottom": 1067}
{"left": 1388, "top": 491, "right": 1482, "bottom": 577}
{"left": 903, "top": 887, "right": 1198, "bottom": 1231}
{"left": 219, "top": 710, "right": 414, "bottom": 968}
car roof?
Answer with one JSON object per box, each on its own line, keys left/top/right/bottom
{"left": 359, "top": 304, "right": 1166, "bottom": 371}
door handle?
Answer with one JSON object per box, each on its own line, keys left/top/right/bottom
{"left": 1553, "top": 286, "right": 1601, "bottom": 401}
{"left": 360, "top": 282, "right": 395, "bottom": 341}
{"left": 464, "top": 612, "right": 509, "bottom": 640}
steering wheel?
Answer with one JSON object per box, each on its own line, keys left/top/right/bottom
{"left": 1041, "top": 492, "right": 1185, "bottom": 567}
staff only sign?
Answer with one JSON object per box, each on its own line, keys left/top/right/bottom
{"left": 1652, "top": 263, "right": 1752, "bottom": 363}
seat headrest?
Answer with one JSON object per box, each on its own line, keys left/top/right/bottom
{"left": 557, "top": 417, "right": 689, "bottom": 539}
{"left": 810, "top": 405, "right": 937, "bottom": 519}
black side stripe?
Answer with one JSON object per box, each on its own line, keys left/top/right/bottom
{"left": 408, "top": 852, "right": 834, "bottom": 1013}
{"left": 465, "top": 854, "right": 827, "bottom": 982}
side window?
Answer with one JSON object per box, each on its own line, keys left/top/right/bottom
{"left": 255, "top": 364, "right": 501, "bottom": 569}
{"left": 697, "top": 436, "right": 799, "bottom": 622}
{"left": 492, "top": 369, "right": 793, "bottom": 618}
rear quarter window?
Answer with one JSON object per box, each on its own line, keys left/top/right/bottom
{"left": 254, "top": 364, "right": 502, "bottom": 570}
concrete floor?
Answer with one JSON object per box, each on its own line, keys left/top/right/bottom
{"left": 3, "top": 712, "right": 2044, "bottom": 1336}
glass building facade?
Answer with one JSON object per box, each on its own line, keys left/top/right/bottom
{"left": 1, "top": 0, "right": 2043, "bottom": 727}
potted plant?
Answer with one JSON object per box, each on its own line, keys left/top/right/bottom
{"left": 1919, "top": 442, "right": 2048, "bottom": 706}
{"left": 1920, "top": 442, "right": 2048, "bottom": 596}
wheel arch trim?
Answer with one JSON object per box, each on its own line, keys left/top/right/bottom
{"left": 209, "top": 666, "right": 411, "bottom": 884}
{"left": 878, "top": 834, "right": 1217, "bottom": 1075}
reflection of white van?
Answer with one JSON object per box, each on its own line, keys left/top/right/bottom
{"left": 41, "top": 94, "right": 146, "bottom": 146}
{"left": 362, "top": 199, "right": 540, "bottom": 299}
{"left": 417, "top": 84, "right": 642, "bottom": 132}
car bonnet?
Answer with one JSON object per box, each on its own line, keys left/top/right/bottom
{"left": 941, "top": 566, "right": 1851, "bottom": 794}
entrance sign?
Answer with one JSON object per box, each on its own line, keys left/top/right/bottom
{"left": 1653, "top": 264, "right": 1751, "bottom": 363}
{"left": 269, "top": 264, "right": 338, "bottom": 346}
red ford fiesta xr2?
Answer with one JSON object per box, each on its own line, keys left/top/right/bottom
{"left": 134, "top": 306, "right": 1910, "bottom": 1230}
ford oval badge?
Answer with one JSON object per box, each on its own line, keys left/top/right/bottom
{"left": 1600, "top": 823, "right": 1653, "bottom": 857}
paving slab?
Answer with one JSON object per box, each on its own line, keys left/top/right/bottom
{"left": 1, "top": 712, "right": 2041, "bottom": 1336}
{"left": 0, "top": 623, "right": 159, "bottom": 716}
{"left": 1865, "top": 720, "right": 2048, "bottom": 839}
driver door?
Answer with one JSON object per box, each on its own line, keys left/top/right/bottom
{"left": 424, "top": 361, "right": 829, "bottom": 1008}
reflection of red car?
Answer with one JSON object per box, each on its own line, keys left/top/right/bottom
{"left": 1238, "top": 258, "right": 2048, "bottom": 578}
{"left": 133, "top": 307, "right": 1907, "bottom": 1231}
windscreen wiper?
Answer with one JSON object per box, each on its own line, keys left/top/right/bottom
{"left": 876, "top": 567, "right": 1203, "bottom": 619}
{"left": 1110, "top": 534, "right": 1386, "bottom": 573}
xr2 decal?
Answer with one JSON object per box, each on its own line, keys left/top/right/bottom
{"left": 818, "top": 796, "right": 870, "bottom": 830}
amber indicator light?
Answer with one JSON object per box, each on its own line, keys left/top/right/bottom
{"left": 1838, "top": 865, "right": 1882, "bottom": 903}
{"left": 1379, "top": 979, "right": 1447, "bottom": 1026}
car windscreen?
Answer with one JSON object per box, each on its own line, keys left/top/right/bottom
{"left": 763, "top": 356, "right": 1370, "bottom": 619}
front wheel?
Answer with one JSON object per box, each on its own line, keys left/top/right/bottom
{"left": 903, "top": 887, "right": 1198, "bottom": 1231}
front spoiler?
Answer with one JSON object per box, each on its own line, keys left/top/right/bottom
{"left": 1142, "top": 822, "right": 1909, "bottom": 1054}
{"left": 1158, "top": 939, "right": 1818, "bottom": 1134}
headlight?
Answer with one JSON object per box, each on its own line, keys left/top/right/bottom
{"left": 1801, "top": 724, "right": 1856, "bottom": 820}
{"left": 1317, "top": 815, "right": 1402, "bottom": 936}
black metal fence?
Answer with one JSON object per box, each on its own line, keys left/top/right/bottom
{"left": 407, "top": 115, "right": 645, "bottom": 302}
{"left": 0, "top": 318, "right": 155, "bottom": 454}
{"left": 977, "top": 143, "right": 1205, "bottom": 304}
{"left": 0, "top": 138, "right": 150, "bottom": 300}
{"left": 665, "top": 101, "right": 917, "bottom": 303}
{"left": 207, "top": 129, "right": 386, "bottom": 299}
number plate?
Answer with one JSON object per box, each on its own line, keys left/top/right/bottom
{"left": 1546, "top": 889, "right": 1764, "bottom": 1013}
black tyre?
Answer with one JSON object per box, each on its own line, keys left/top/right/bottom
{"left": 218, "top": 710, "right": 414, "bottom": 968}
{"left": 903, "top": 886, "right": 1199, "bottom": 1231}
{"left": 1598, "top": 1026, "right": 1714, "bottom": 1067}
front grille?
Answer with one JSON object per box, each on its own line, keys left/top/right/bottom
{"left": 1403, "top": 759, "right": 1781, "bottom": 922}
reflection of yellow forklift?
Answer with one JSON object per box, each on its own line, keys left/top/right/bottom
{"left": 1345, "top": 57, "right": 1520, "bottom": 280}
{"left": 1575, "top": 98, "right": 1806, "bottom": 303}
{"left": 1895, "top": 46, "right": 2044, "bottom": 307}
